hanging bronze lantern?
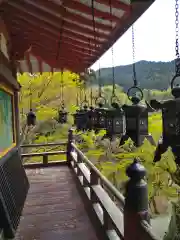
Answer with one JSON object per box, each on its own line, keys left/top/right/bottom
{"left": 27, "top": 109, "right": 36, "bottom": 126}
{"left": 57, "top": 70, "right": 68, "bottom": 124}
{"left": 58, "top": 105, "right": 68, "bottom": 124}
{"left": 87, "top": 106, "right": 95, "bottom": 131}
{"left": 93, "top": 97, "right": 108, "bottom": 132}
{"left": 150, "top": 63, "right": 180, "bottom": 164}
{"left": 73, "top": 110, "right": 78, "bottom": 127}
{"left": 151, "top": 1, "right": 180, "bottom": 165}
{"left": 106, "top": 98, "right": 126, "bottom": 138}
{"left": 73, "top": 109, "right": 82, "bottom": 131}
{"left": 74, "top": 104, "right": 89, "bottom": 131}
{"left": 120, "top": 87, "right": 155, "bottom": 147}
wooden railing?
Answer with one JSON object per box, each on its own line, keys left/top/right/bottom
{"left": 20, "top": 130, "right": 161, "bottom": 240}
{"left": 20, "top": 142, "right": 67, "bottom": 167}
{"left": 67, "top": 129, "right": 160, "bottom": 240}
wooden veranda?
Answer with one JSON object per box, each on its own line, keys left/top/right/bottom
{"left": 14, "top": 132, "right": 159, "bottom": 240}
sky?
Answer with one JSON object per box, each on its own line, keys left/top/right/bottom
{"left": 91, "top": 0, "right": 175, "bottom": 70}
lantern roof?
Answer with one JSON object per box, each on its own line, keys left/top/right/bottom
{"left": 1, "top": 0, "right": 154, "bottom": 73}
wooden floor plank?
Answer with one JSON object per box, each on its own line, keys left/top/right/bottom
{"left": 15, "top": 166, "right": 98, "bottom": 240}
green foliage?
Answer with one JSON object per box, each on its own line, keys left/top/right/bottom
{"left": 163, "top": 201, "right": 180, "bottom": 240}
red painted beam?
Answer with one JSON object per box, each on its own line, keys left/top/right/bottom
{"left": 8, "top": 18, "right": 100, "bottom": 52}
{"left": 95, "top": 0, "right": 130, "bottom": 12}
{"left": 6, "top": 13, "right": 103, "bottom": 46}
{"left": 14, "top": 40, "right": 91, "bottom": 65}
{"left": 31, "top": 48, "right": 85, "bottom": 72}
{"left": 22, "top": 0, "right": 112, "bottom": 32}
{"left": 20, "top": 32, "right": 96, "bottom": 57}
{"left": 17, "top": 29, "right": 97, "bottom": 56}
{"left": 10, "top": 19, "right": 100, "bottom": 48}
{"left": 11, "top": 29, "right": 95, "bottom": 61}
{"left": 30, "top": 41, "right": 92, "bottom": 63}
{"left": 31, "top": 45, "right": 92, "bottom": 66}
{"left": 5, "top": 3, "right": 108, "bottom": 40}
{"left": 12, "top": 0, "right": 110, "bottom": 38}
{"left": 32, "top": 53, "right": 87, "bottom": 72}
{"left": 64, "top": 0, "right": 120, "bottom": 22}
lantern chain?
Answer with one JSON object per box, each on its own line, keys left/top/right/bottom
{"left": 29, "top": 80, "right": 32, "bottom": 110}
{"left": 76, "top": 78, "right": 79, "bottom": 106}
{"left": 98, "top": 61, "right": 102, "bottom": 97}
{"left": 60, "top": 71, "right": 64, "bottom": 106}
{"left": 132, "top": 25, "right": 137, "bottom": 86}
{"left": 89, "top": 39, "right": 93, "bottom": 106}
{"left": 109, "top": 0, "right": 116, "bottom": 96}
{"left": 92, "top": 0, "right": 102, "bottom": 98}
{"left": 83, "top": 81, "right": 87, "bottom": 102}
{"left": 175, "top": 0, "right": 180, "bottom": 75}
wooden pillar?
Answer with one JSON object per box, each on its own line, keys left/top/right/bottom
{"left": 124, "top": 158, "right": 150, "bottom": 240}
{"left": 14, "top": 91, "right": 20, "bottom": 145}
{"left": 66, "top": 128, "right": 74, "bottom": 167}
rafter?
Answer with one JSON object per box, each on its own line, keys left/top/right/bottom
{"left": 17, "top": 30, "right": 98, "bottom": 55}
{"left": 7, "top": 16, "right": 100, "bottom": 50}
{"left": 95, "top": 0, "right": 130, "bottom": 12}
{"left": 5, "top": 2, "right": 108, "bottom": 40}
{"left": 32, "top": 48, "right": 85, "bottom": 72}
{"left": 64, "top": 0, "right": 120, "bottom": 22}
{"left": 5, "top": 13, "right": 103, "bottom": 46}
{"left": 22, "top": 35, "right": 96, "bottom": 57}
{"left": 29, "top": 41, "right": 92, "bottom": 61}
{"left": 14, "top": 36, "right": 92, "bottom": 64}
{"left": 16, "top": 0, "right": 110, "bottom": 36}
{"left": 21, "top": 0, "right": 112, "bottom": 31}
{"left": 0, "top": 0, "right": 154, "bottom": 73}
{"left": 11, "top": 29, "right": 96, "bottom": 60}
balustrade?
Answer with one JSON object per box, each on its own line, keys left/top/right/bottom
{"left": 18, "top": 129, "right": 160, "bottom": 240}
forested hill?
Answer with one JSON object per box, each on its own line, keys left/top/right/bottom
{"left": 95, "top": 60, "right": 175, "bottom": 91}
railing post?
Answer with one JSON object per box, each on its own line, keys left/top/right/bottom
{"left": 124, "top": 158, "right": 149, "bottom": 240}
{"left": 43, "top": 155, "right": 48, "bottom": 165}
{"left": 90, "top": 169, "right": 99, "bottom": 204}
{"left": 67, "top": 128, "right": 74, "bottom": 167}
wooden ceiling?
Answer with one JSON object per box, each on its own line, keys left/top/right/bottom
{"left": 0, "top": 0, "right": 155, "bottom": 73}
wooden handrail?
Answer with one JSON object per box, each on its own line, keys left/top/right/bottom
{"left": 21, "top": 142, "right": 67, "bottom": 148}
{"left": 21, "top": 151, "right": 66, "bottom": 158}
{"left": 72, "top": 143, "right": 125, "bottom": 207}
{"left": 70, "top": 142, "right": 160, "bottom": 240}
{"left": 21, "top": 147, "right": 66, "bottom": 166}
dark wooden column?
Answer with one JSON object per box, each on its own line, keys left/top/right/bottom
{"left": 10, "top": 49, "right": 21, "bottom": 148}
{"left": 14, "top": 90, "right": 20, "bottom": 146}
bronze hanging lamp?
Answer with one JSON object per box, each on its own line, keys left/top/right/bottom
{"left": 73, "top": 77, "right": 80, "bottom": 127}
{"left": 93, "top": 63, "right": 108, "bottom": 132}
{"left": 75, "top": 76, "right": 90, "bottom": 131}
{"left": 105, "top": 1, "right": 126, "bottom": 140}
{"left": 57, "top": 71, "right": 68, "bottom": 124}
{"left": 150, "top": 0, "right": 180, "bottom": 165}
{"left": 27, "top": 75, "right": 36, "bottom": 126}
{"left": 86, "top": 68, "right": 96, "bottom": 131}
{"left": 120, "top": 25, "right": 155, "bottom": 147}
